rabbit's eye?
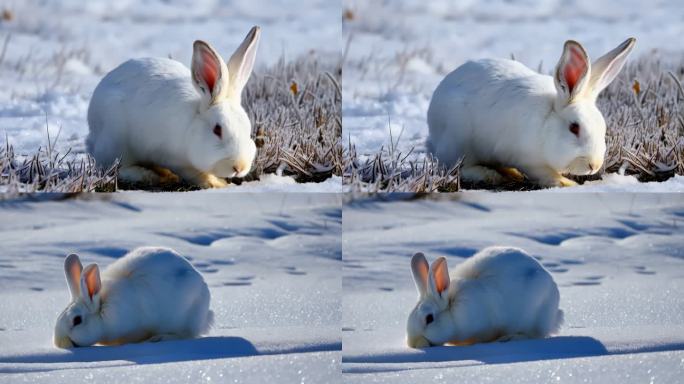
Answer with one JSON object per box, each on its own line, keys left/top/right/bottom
{"left": 425, "top": 314, "right": 434, "bottom": 325}
{"left": 569, "top": 122, "right": 580, "bottom": 137}
{"left": 73, "top": 315, "right": 82, "bottom": 327}
{"left": 213, "top": 124, "right": 222, "bottom": 139}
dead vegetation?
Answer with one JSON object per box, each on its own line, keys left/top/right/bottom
{"left": 247, "top": 55, "right": 342, "bottom": 183}
{"left": 0, "top": 128, "right": 118, "bottom": 194}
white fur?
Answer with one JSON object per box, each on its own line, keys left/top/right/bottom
{"left": 407, "top": 247, "right": 563, "bottom": 348}
{"left": 427, "top": 38, "right": 635, "bottom": 187}
{"left": 87, "top": 27, "right": 261, "bottom": 188}
{"left": 54, "top": 247, "right": 213, "bottom": 348}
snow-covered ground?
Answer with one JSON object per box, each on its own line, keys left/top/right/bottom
{"left": 342, "top": 0, "right": 684, "bottom": 191}
{"left": 0, "top": 193, "right": 342, "bottom": 382}
{"left": 342, "top": 193, "right": 684, "bottom": 383}
{"left": 0, "top": 0, "right": 340, "bottom": 192}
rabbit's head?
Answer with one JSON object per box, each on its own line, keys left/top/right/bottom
{"left": 407, "top": 253, "right": 453, "bottom": 348}
{"left": 187, "top": 27, "right": 261, "bottom": 178}
{"left": 54, "top": 254, "right": 104, "bottom": 348}
{"left": 543, "top": 38, "right": 635, "bottom": 176}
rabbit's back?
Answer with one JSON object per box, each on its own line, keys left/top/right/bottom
{"left": 86, "top": 58, "right": 198, "bottom": 167}
{"left": 454, "top": 246, "right": 548, "bottom": 279}
{"left": 427, "top": 59, "right": 555, "bottom": 167}
{"left": 100, "top": 248, "right": 212, "bottom": 339}
{"left": 451, "top": 247, "right": 561, "bottom": 337}
{"left": 104, "top": 246, "right": 196, "bottom": 279}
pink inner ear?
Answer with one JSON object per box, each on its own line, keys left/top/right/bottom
{"left": 433, "top": 259, "right": 449, "bottom": 294}
{"left": 564, "top": 46, "right": 587, "bottom": 94}
{"left": 201, "top": 49, "right": 219, "bottom": 93}
{"left": 85, "top": 268, "right": 100, "bottom": 299}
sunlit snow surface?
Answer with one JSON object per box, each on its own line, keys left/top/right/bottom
{"left": 0, "top": 193, "right": 342, "bottom": 382}
{"left": 342, "top": 193, "right": 684, "bottom": 383}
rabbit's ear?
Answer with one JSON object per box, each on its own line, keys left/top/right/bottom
{"left": 411, "top": 252, "right": 429, "bottom": 297}
{"left": 428, "top": 257, "right": 450, "bottom": 300}
{"left": 80, "top": 264, "right": 102, "bottom": 310}
{"left": 588, "top": 38, "right": 636, "bottom": 97}
{"left": 554, "top": 40, "right": 590, "bottom": 103}
{"left": 192, "top": 40, "right": 229, "bottom": 105}
{"left": 64, "top": 254, "right": 83, "bottom": 300}
{"left": 226, "top": 26, "right": 261, "bottom": 101}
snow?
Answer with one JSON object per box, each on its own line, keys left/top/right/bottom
{"left": 342, "top": 193, "right": 684, "bottom": 382}
{"left": 221, "top": 175, "right": 343, "bottom": 193}
{"left": 549, "top": 174, "right": 684, "bottom": 193}
{"left": 0, "top": 193, "right": 342, "bottom": 382}
{"left": 342, "top": 0, "right": 684, "bottom": 191}
{"left": 0, "top": 0, "right": 340, "bottom": 192}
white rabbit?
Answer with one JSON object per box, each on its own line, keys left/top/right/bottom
{"left": 427, "top": 38, "right": 636, "bottom": 187}
{"left": 54, "top": 247, "right": 213, "bottom": 348}
{"left": 407, "top": 247, "right": 563, "bottom": 348}
{"left": 86, "top": 27, "right": 261, "bottom": 188}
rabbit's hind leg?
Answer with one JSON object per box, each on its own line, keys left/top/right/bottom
{"left": 150, "top": 165, "right": 180, "bottom": 184}
{"left": 460, "top": 165, "right": 506, "bottom": 185}
{"left": 495, "top": 167, "right": 525, "bottom": 182}
{"left": 118, "top": 165, "right": 163, "bottom": 184}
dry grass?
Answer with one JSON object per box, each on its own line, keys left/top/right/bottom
{"left": 344, "top": 130, "right": 461, "bottom": 193}
{"left": 600, "top": 55, "right": 684, "bottom": 181}
{"left": 0, "top": 55, "right": 342, "bottom": 194}
{"left": 247, "top": 55, "right": 342, "bottom": 183}
{"left": 0, "top": 129, "right": 118, "bottom": 195}
{"left": 344, "top": 54, "right": 684, "bottom": 192}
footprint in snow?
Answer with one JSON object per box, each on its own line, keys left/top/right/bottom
{"left": 571, "top": 275, "right": 604, "bottom": 286}
{"left": 633, "top": 266, "right": 656, "bottom": 275}
{"left": 223, "top": 281, "right": 252, "bottom": 286}
{"left": 283, "top": 266, "right": 307, "bottom": 275}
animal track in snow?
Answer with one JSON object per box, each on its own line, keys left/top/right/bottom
{"left": 509, "top": 226, "right": 635, "bottom": 246}
{"left": 633, "top": 266, "right": 656, "bottom": 275}
{"left": 222, "top": 276, "right": 255, "bottom": 286}
{"left": 431, "top": 246, "right": 478, "bottom": 258}
{"left": 571, "top": 275, "right": 604, "bottom": 286}
{"left": 283, "top": 266, "right": 307, "bottom": 276}
{"left": 159, "top": 226, "right": 288, "bottom": 246}
{"left": 81, "top": 246, "right": 129, "bottom": 258}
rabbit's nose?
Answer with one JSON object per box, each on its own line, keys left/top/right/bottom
{"left": 589, "top": 160, "right": 602, "bottom": 173}
{"left": 233, "top": 158, "right": 251, "bottom": 176}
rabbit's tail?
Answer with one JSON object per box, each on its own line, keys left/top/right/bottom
{"left": 201, "top": 310, "right": 215, "bottom": 334}
{"left": 552, "top": 309, "right": 564, "bottom": 334}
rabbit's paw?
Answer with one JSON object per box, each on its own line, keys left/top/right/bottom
{"left": 558, "top": 176, "right": 578, "bottom": 187}
{"left": 201, "top": 173, "right": 229, "bottom": 188}
{"left": 527, "top": 167, "right": 577, "bottom": 188}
